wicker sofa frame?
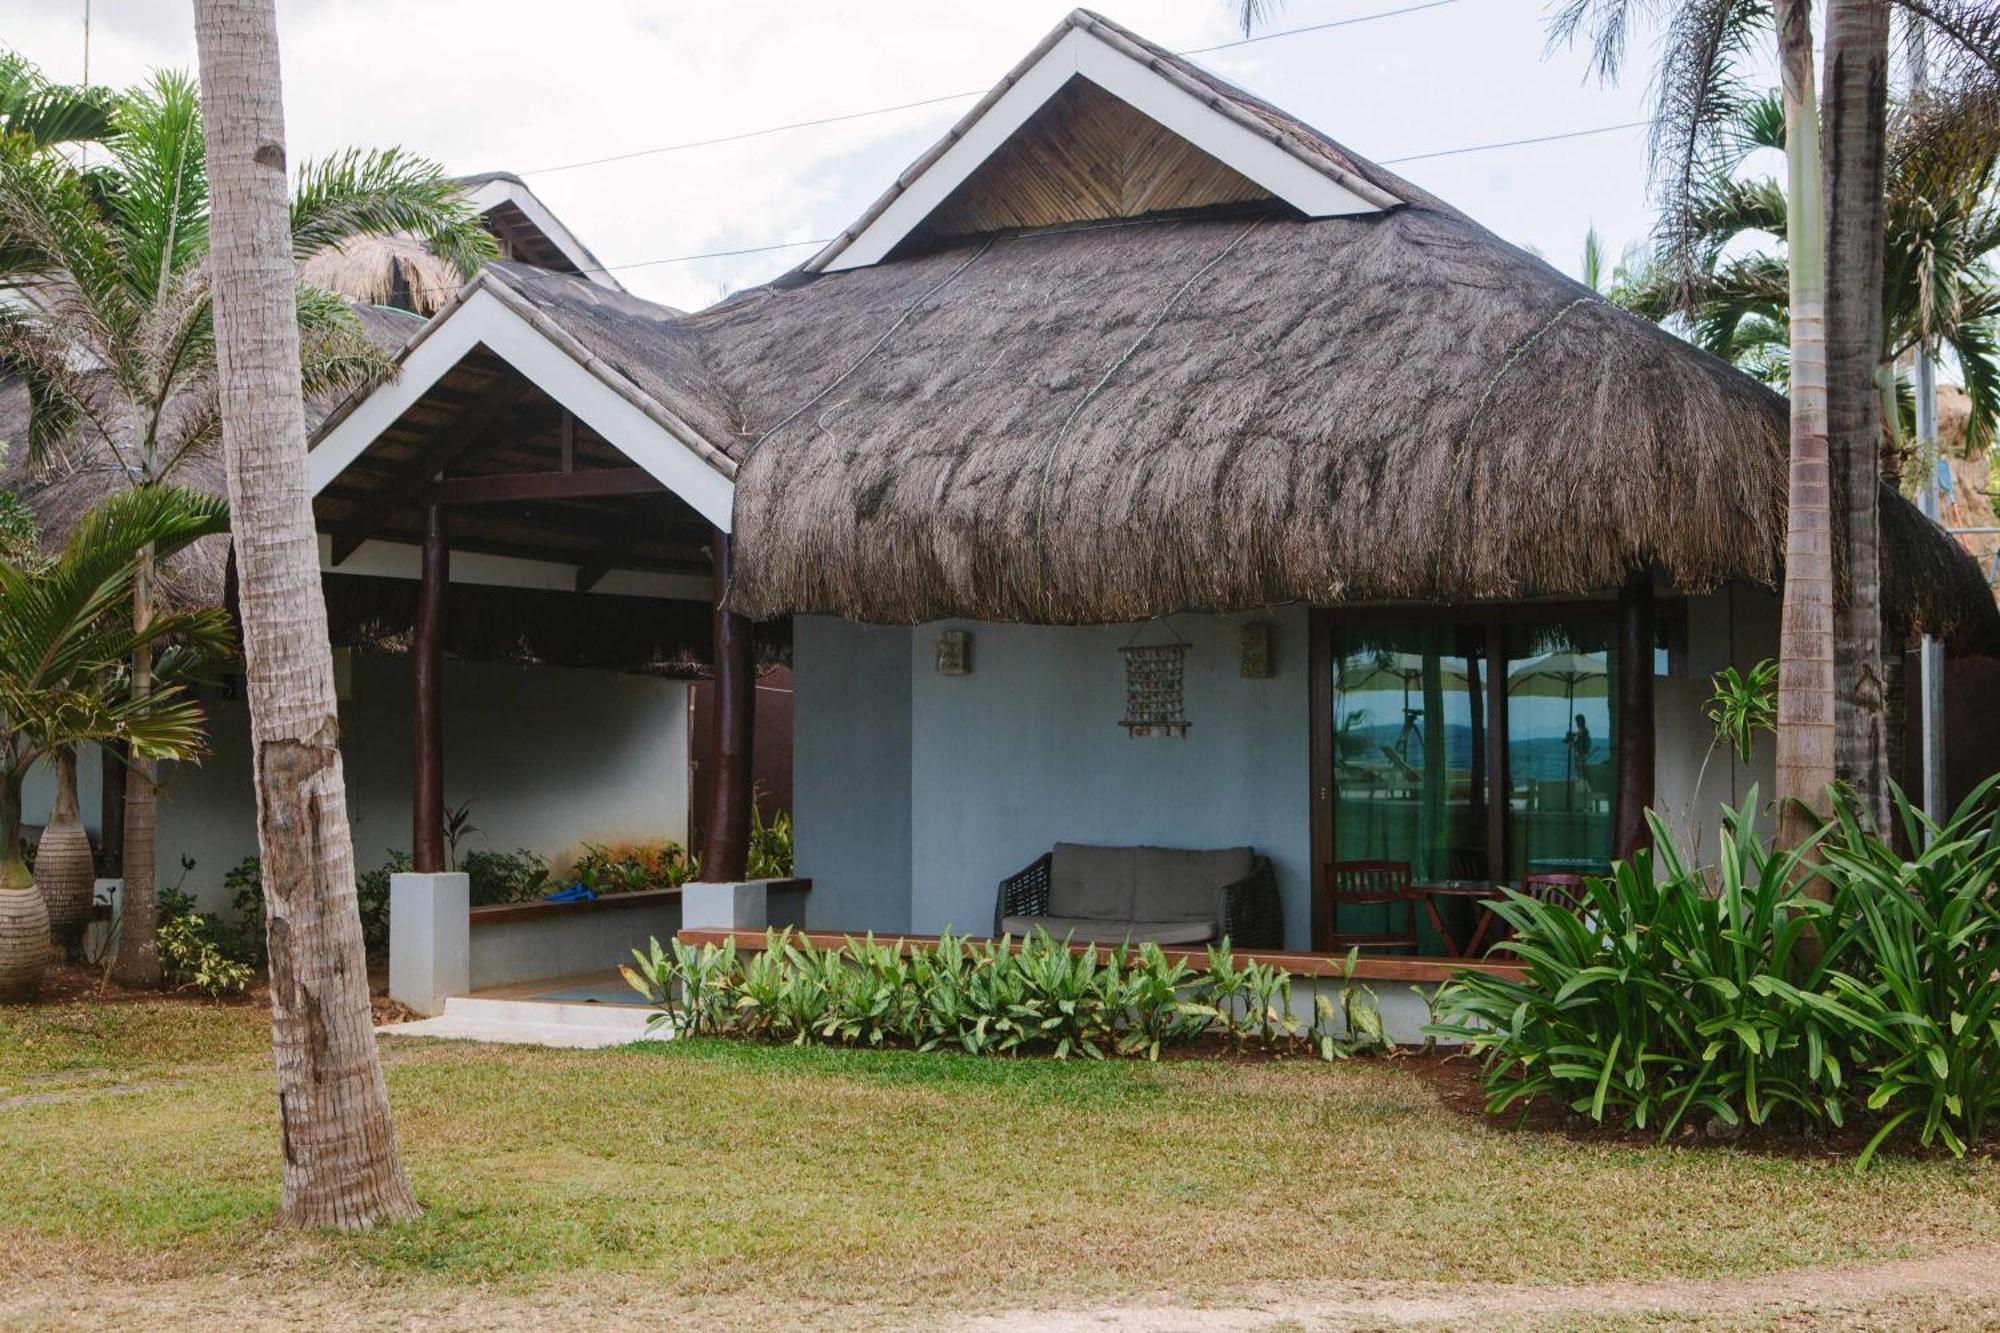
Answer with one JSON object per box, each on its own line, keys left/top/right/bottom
{"left": 994, "top": 850, "right": 1285, "bottom": 950}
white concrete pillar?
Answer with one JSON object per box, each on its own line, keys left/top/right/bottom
{"left": 389, "top": 871, "right": 469, "bottom": 1015}
{"left": 681, "top": 880, "right": 769, "bottom": 931}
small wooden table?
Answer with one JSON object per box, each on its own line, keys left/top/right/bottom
{"left": 1412, "top": 880, "right": 1510, "bottom": 959}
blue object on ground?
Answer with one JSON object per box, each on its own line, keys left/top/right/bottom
{"left": 542, "top": 884, "right": 596, "bottom": 903}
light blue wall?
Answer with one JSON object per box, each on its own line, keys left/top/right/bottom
{"left": 793, "top": 617, "right": 914, "bottom": 933}
{"left": 907, "top": 610, "right": 1313, "bottom": 942}
{"left": 792, "top": 608, "right": 1314, "bottom": 947}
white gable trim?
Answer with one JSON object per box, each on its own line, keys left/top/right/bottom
{"left": 318, "top": 535, "right": 711, "bottom": 602}
{"left": 812, "top": 22, "right": 1394, "bottom": 274}
{"left": 309, "top": 277, "right": 735, "bottom": 532}
{"left": 465, "top": 176, "right": 623, "bottom": 291}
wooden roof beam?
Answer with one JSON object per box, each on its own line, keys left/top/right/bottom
{"left": 425, "top": 466, "right": 664, "bottom": 506}
{"left": 326, "top": 386, "right": 536, "bottom": 565}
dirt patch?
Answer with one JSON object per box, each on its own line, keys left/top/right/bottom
{"left": 955, "top": 1244, "right": 2000, "bottom": 1331}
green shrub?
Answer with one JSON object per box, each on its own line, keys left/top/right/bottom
{"left": 747, "top": 805, "right": 794, "bottom": 879}
{"left": 1428, "top": 779, "right": 2000, "bottom": 1164}
{"left": 463, "top": 848, "right": 551, "bottom": 906}
{"left": 574, "top": 841, "right": 697, "bottom": 894}
{"left": 619, "top": 927, "right": 1387, "bottom": 1063}
{"left": 157, "top": 913, "right": 253, "bottom": 997}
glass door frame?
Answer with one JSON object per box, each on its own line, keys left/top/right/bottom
{"left": 1308, "top": 600, "right": 1672, "bottom": 952}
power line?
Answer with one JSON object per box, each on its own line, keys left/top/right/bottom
{"left": 519, "top": 0, "right": 1466, "bottom": 178}
{"left": 578, "top": 117, "right": 1653, "bottom": 276}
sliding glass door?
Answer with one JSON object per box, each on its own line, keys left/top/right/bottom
{"left": 1311, "top": 607, "right": 1626, "bottom": 950}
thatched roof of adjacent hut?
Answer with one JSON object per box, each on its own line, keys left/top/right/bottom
{"left": 300, "top": 232, "right": 465, "bottom": 316}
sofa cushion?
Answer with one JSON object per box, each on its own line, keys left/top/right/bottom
{"left": 1048, "top": 843, "right": 1135, "bottom": 921}
{"left": 1134, "top": 845, "right": 1253, "bottom": 922}
{"left": 1001, "top": 915, "right": 1217, "bottom": 947}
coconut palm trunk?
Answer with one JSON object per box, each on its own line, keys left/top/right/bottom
{"left": 1823, "top": 0, "right": 1895, "bottom": 833}
{"left": 193, "top": 0, "right": 419, "bottom": 1228}
{"left": 1773, "top": 0, "right": 1839, "bottom": 852}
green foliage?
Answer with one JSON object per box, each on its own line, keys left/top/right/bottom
{"left": 746, "top": 803, "right": 794, "bottom": 879}
{"left": 156, "top": 913, "right": 252, "bottom": 998}
{"left": 620, "top": 928, "right": 1390, "bottom": 1063}
{"left": 462, "top": 848, "right": 550, "bottom": 906}
{"left": 573, "top": 841, "right": 697, "bottom": 895}
{"left": 1706, "top": 658, "right": 1777, "bottom": 765}
{"left": 441, "top": 800, "right": 480, "bottom": 871}
{"left": 1429, "top": 780, "right": 2000, "bottom": 1165}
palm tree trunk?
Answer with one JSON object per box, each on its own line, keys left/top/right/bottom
{"left": 1773, "top": 0, "right": 1838, "bottom": 852}
{"left": 193, "top": 0, "right": 419, "bottom": 1229}
{"left": 1824, "top": 0, "right": 1894, "bottom": 833}
{"left": 108, "top": 552, "right": 161, "bottom": 987}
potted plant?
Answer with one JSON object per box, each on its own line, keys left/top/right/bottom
{"left": 0, "top": 486, "right": 233, "bottom": 999}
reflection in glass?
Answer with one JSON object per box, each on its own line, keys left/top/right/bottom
{"left": 1505, "top": 622, "right": 1615, "bottom": 879}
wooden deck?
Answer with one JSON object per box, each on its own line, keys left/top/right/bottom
{"left": 674, "top": 927, "right": 1527, "bottom": 983}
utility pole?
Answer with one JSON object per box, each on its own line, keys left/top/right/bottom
{"left": 1912, "top": 29, "right": 1946, "bottom": 829}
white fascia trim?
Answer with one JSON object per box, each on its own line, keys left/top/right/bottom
{"left": 308, "top": 282, "right": 735, "bottom": 532}
{"left": 822, "top": 26, "right": 1383, "bottom": 273}
{"left": 465, "top": 178, "right": 623, "bottom": 292}
{"left": 319, "top": 534, "right": 711, "bottom": 602}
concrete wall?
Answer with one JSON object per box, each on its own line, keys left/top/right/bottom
{"left": 792, "top": 617, "right": 913, "bottom": 933}
{"left": 793, "top": 609, "right": 1312, "bottom": 945}
{"left": 906, "top": 610, "right": 1313, "bottom": 941}
{"left": 28, "top": 654, "right": 692, "bottom": 914}
{"left": 1652, "top": 584, "right": 1781, "bottom": 855}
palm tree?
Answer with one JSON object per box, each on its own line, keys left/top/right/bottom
{"left": 193, "top": 0, "right": 420, "bottom": 1228}
{"left": 0, "top": 60, "right": 494, "bottom": 986}
{"left": 0, "top": 484, "right": 232, "bottom": 999}
{"left": 1619, "top": 88, "right": 2000, "bottom": 461}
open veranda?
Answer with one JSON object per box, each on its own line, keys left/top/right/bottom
{"left": 4, "top": 990, "right": 2000, "bottom": 1331}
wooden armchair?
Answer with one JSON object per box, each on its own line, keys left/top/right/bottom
{"left": 1316, "top": 860, "right": 1418, "bottom": 952}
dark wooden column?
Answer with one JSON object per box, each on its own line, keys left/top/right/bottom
{"left": 412, "top": 503, "right": 448, "bottom": 873}
{"left": 98, "top": 742, "right": 127, "bottom": 877}
{"left": 1484, "top": 619, "right": 1510, "bottom": 880}
{"left": 1614, "top": 575, "right": 1656, "bottom": 859}
{"left": 698, "top": 528, "right": 755, "bottom": 881}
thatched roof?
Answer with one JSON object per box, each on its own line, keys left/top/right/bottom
{"left": 293, "top": 8, "right": 1998, "bottom": 653}
{"left": 301, "top": 232, "right": 465, "bottom": 316}
{"left": 691, "top": 11, "right": 1997, "bottom": 650}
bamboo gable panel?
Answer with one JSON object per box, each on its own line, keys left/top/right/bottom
{"left": 917, "top": 78, "right": 1271, "bottom": 240}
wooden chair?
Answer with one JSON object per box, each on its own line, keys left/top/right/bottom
{"left": 1318, "top": 860, "right": 1419, "bottom": 953}
{"left": 1522, "top": 872, "right": 1588, "bottom": 913}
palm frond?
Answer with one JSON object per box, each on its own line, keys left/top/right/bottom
{"left": 104, "top": 69, "right": 208, "bottom": 308}
{"left": 0, "top": 49, "right": 118, "bottom": 152}
{"left": 290, "top": 147, "right": 496, "bottom": 277}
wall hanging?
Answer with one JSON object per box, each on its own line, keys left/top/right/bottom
{"left": 1120, "top": 620, "right": 1190, "bottom": 737}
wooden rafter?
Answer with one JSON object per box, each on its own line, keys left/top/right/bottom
{"left": 326, "top": 387, "right": 537, "bottom": 564}
{"left": 424, "top": 466, "right": 664, "bottom": 506}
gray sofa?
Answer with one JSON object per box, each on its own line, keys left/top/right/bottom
{"left": 994, "top": 842, "right": 1283, "bottom": 949}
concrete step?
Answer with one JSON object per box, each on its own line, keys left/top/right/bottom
{"left": 378, "top": 993, "right": 674, "bottom": 1049}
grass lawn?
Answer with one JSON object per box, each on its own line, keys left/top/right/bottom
{"left": 4, "top": 996, "right": 1999, "bottom": 1329}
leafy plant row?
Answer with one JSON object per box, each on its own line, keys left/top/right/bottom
{"left": 623, "top": 930, "right": 1388, "bottom": 1062}
{"left": 1428, "top": 778, "right": 2000, "bottom": 1166}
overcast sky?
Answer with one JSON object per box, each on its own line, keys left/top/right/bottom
{"left": 5, "top": 0, "right": 1686, "bottom": 312}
